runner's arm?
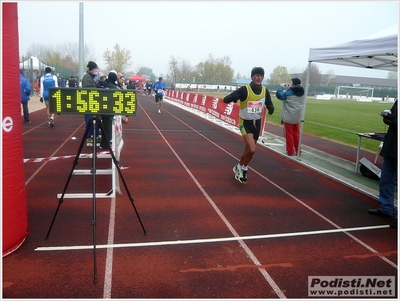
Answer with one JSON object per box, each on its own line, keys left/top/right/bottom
{"left": 223, "top": 86, "right": 246, "bottom": 103}
{"left": 264, "top": 89, "right": 274, "bottom": 115}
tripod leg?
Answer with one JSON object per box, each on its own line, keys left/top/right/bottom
{"left": 46, "top": 118, "right": 93, "bottom": 240}
{"left": 99, "top": 119, "right": 147, "bottom": 235}
{"left": 91, "top": 117, "right": 98, "bottom": 284}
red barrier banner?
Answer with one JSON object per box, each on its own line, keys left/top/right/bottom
{"left": 166, "top": 90, "right": 240, "bottom": 127}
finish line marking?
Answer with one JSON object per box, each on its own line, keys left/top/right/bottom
{"left": 35, "top": 224, "right": 389, "bottom": 252}
{"left": 23, "top": 151, "right": 110, "bottom": 163}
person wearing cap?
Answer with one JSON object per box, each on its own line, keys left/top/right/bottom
{"left": 153, "top": 76, "right": 166, "bottom": 114}
{"left": 82, "top": 61, "right": 99, "bottom": 87}
{"left": 223, "top": 67, "right": 274, "bottom": 184}
{"left": 82, "top": 61, "right": 100, "bottom": 144}
{"left": 40, "top": 67, "right": 58, "bottom": 127}
{"left": 276, "top": 78, "right": 305, "bottom": 156}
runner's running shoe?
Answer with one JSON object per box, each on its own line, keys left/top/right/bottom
{"left": 233, "top": 165, "right": 241, "bottom": 181}
{"left": 240, "top": 169, "right": 247, "bottom": 184}
{"left": 48, "top": 118, "right": 54, "bottom": 127}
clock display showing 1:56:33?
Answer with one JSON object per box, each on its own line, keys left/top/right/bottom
{"left": 49, "top": 87, "right": 137, "bottom": 115}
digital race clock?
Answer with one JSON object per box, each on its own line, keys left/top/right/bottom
{"left": 48, "top": 87, "right": 137, "bottom": 115}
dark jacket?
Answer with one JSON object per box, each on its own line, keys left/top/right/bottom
{"left": 103, "top": 79, "right": 119, "bottom": 90}
{"left": 82, "top": 70, "right": 96, "bottom": 88}
{"left": 68, "top": 77, "right": 77, "bottom": 88}
{"left": 223, "top": 82, "right": 274, "bottom": 115}
{"left": 380, "top": 99, "right": 397, "bottom": 161}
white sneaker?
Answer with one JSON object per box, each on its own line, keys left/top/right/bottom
{"left": 233, "top": 164, "right": 247, "bottom": 184}
{"left": 240, "top": 169, "right": 247, "bottom": 184}
{"left": 158, "top": 109, "right": 161, "bottom": 114}
{"left": 233, "top": 165, "right": 241, "bottom": 181}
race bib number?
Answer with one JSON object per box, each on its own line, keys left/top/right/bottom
{"left": 157, "top": 89, "right": 163, "bottom": 93}
{"left": 247, "top": 101, "right": 263, "bottom": 113}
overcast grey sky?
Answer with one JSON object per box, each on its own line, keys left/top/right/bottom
{"left": 17, "top": 1, "right": 398, "bottom": 79}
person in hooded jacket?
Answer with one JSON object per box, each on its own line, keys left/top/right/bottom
{"left": 99, "top": 71, "right": 120, "bottom": 149}
{"left": 82, "top": 61, "right": 100, "bottom": 143}
{"left": 276, "top": 78, "right": 305, "bottom": 156}
{"left": 20, "top": 70, "right": 32, "bottom": 123}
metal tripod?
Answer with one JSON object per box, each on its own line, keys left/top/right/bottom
{"left": 45, "top": 116, "right": 146, "bottom": 284}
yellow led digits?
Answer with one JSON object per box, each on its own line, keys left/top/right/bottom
{"left": 49, "top": 87, "right": 137, "bottom": 115}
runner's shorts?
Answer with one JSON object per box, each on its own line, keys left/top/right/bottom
{"left": 238, "top": 118, "right": 262, "bottom": 140}
{"left": 155, "top": 95, "right": 163, "bottom": 102}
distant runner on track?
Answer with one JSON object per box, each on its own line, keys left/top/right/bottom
{"left": 153, "top": 77, "right": 166, "bottom": 114}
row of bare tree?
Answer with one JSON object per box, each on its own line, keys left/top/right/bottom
{"left": 26, "top": 42, "right": 395, "bottom": 86}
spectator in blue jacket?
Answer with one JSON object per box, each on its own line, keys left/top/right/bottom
{"left": 20, "top": 70, "right": 32, "bottom": 123}
{"left": 276, "top": 78, "right": 305, "bottom": 156}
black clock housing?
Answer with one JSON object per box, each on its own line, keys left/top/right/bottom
{"left": 49, "top": 87, "right": 137, "bottom": 115}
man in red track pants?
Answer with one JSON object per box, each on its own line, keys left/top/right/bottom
{"left": 283, "top": 123, "right": 300, "bottom": 156}
{"left": 276, "top": 78, "right": 305, "bottom": 156}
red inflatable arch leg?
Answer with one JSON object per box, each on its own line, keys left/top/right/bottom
{"left": 2, "top": 2, "right": 29, "bottom": 256}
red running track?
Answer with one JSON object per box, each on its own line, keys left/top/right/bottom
{"left": 3, "top": 93, "right": 397, "bottom": 298}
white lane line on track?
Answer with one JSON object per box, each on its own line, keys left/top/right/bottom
{"left": 103, "top": 196, "right": 116, "bottom": 299}
{"left": 143, "top": 102, "right": 286, "bottom": 298}
{"left": 122, "top": 100, "right": 284, "bottom": 298}
{"left": 35, "top": 224, "right": 390, "bottom": 251}
{"left": 24, "top": 121, "right": 86, "bottom": 186}
{"left": 161, "top": 100, "right": 398, "bottom": 270}
{"left": 22, "top": 120, "right": 48, "bottom": 135}
{"left": 32, "top": 100, "right": 396, "bottom": 298}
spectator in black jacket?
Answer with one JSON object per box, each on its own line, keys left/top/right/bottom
{"left": 99, "top": 72, "right": 120, "bottom": 149}
{"left": 368, "top": 99, "right": 398, "bottom": 228}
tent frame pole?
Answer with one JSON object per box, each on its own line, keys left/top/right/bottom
{"left": 297, "top": 61, "right": 311, "bottom": 160}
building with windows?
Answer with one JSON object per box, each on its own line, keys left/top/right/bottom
{"left": 234, "top": 75, "right": 397, "bottom": 90}
{"left": 322, "top": 75, "right": 397, "bottom": 90}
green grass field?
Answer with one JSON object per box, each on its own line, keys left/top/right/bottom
{"left": 206, "top": 92, "right": 391, "bottom": 152}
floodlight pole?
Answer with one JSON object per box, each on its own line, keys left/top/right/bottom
{"left": 78, "top": 2, "right": 84, "bottom": 81}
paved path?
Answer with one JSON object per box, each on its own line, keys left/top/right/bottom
{"left": 22, "top": 94, "right": 45, "bottom": 115}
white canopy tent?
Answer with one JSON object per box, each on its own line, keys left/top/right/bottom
{"left": 298, "top": 25, "right": 398, "bottom": 159}
{"left": 19, "top": 56, "right": 54, "bottom": 71}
